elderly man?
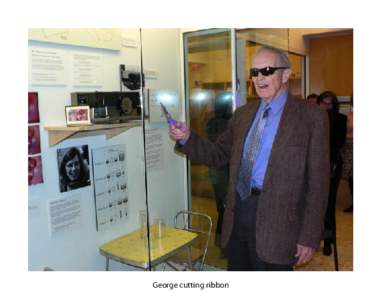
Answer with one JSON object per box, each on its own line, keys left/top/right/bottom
{"left": 170, "top": 46, "right": 329, "bottom": 271}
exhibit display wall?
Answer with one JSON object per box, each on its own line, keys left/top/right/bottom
{"left": 28, "top": 28, "right": 188, "bottom": 271}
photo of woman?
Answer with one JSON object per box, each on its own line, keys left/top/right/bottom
{"left": 57, "top": 145, "right": 91, "bottom": 192}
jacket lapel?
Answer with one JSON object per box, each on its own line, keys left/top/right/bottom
{"left": 235, "top": 101, "right": 261, "bottom": 157}
{"left": 262, "top": 94, "right": 299, "bottom": 190}
{"left": 272, "top": 94, "right": 299, "bottom": 149}
{"left": 230, "top": 101, "right": 260, "bottom": 190}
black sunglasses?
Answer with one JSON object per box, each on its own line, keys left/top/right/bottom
{"left": 250, "top": 66, "right": 288, "bottom": 77}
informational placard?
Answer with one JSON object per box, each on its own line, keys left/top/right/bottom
{"left": 121, "top": 33, "right": 138, "bottom": 48}
{"left": 145, "top": 128, "right": 164, "bottom": 172}
{"left": 29, "top": 47, "right": 68, "bottom": 85}
{"left": 72, "top": 52, "right": 102, "bottom": 87}
{"left": 28, "top": 28, "right": 122, "bottom": 50}
{"left": 48, "top": 195, "right": 82, "bottom": 235}
{"left": 92, "top": 145, "right": 128, "bottom": 231}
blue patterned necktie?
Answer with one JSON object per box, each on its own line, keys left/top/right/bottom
{"left": 236, "top": 105, "right": 270, "bottom": 200}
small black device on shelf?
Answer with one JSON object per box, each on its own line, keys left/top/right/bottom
{"left": 71, "top": 91, "right": 141, "bottom": 124}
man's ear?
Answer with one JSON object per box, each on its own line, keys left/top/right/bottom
{"left": 282, "top": 68, "right": 292, "bottom": 84}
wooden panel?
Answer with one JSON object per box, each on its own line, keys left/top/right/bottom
{"left": 309, "top": 34, "right": 353, "bottom": 96}
{"left": 289, "top": 28, "right": 352, "bottom": 54}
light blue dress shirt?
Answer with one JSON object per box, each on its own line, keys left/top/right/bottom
{"left": 245, "top": 90, "right": 288, "bottom": 189}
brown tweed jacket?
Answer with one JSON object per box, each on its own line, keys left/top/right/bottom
{"left": 176, "top": 94, "right": 330, "bottom": 265}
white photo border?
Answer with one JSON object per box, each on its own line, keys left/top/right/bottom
{"left": 65, "top": 105, "right": 91, "bottom": 126}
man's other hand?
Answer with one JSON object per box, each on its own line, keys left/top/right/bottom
{"left": 295, "top": 243, "right": 315, "bottom": 265}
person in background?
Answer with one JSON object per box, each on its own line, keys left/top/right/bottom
{"left": 307, "top": 93, "right": 318, "bottom": 105}
{"left": 317, "top": 91, "right": 347, "bottom": 255}
{"left": 169, "top": 46, "right": 330, "bottom": 271}
{"left": 59, "top": 147, "right": 90, "bottom": 192}
{"left": 206, "top": 91, "right": 232, "bottom": 250}
{"left": 342, "top": 95, "right": 353, "bottom": 212}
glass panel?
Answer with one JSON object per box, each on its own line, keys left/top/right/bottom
{"left": 184, "top": 29, "right": 233, "bottom": 270}
{"left": 140, "top": 29, "right": 188, "bottom": 270}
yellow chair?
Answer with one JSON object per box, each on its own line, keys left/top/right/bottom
{"left": 166, "top": 211, "right": 212, "bottom": 271}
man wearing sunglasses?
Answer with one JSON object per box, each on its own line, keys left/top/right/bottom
{"left": 169, "top": 46, "right": 329, "bottom": 271}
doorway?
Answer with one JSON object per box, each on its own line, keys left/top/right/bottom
{"left": 183, "top": 29, "right": 233, "bottom": 269}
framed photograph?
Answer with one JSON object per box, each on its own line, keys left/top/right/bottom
{"left": 65, "top": 105, "right": 91, "bottom": 126}
{"left": 28, "top": 92, "right": 40, "bottom": 123}
{"left": 28, "top": 155, "right": 44, "bottom": 186}
{"left": 28, "top": 125, "right": 41, "bottom": 155}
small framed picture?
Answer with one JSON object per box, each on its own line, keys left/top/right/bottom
{"left": 65, "top": 105, "right": 91, "bottom": 126}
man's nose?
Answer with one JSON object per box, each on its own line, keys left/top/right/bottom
{"left": 254, "top": 73, "right": 265, "bottom": 81}
{"left": 258, "top": 71, "right": 268, "bottom": 79}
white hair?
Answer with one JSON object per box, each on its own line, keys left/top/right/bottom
{"left": 255, "top": 46, "right": 291, "bottom": 68}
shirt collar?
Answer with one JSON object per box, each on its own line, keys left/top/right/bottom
{"left": 260, "top": 90, "right": 288, "bottom": 116}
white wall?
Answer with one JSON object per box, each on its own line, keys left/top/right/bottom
{"left": 28, "top": 28, "right": 187, "bottom": 271}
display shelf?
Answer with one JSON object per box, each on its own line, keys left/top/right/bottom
{"left": 44, "top": 121, "right": 141, "bottom": 146}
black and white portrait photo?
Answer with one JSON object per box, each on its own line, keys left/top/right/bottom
{"left": 57, "top": 145, "right": 91, "bottom": 192}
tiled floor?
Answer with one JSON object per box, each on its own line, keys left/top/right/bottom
{"left": 192, "top": 179, "right": 353, "bottom": 271}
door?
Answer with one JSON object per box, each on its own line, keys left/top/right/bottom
{"left": 183, "top": 29, "right": 235, "bottom": 269}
